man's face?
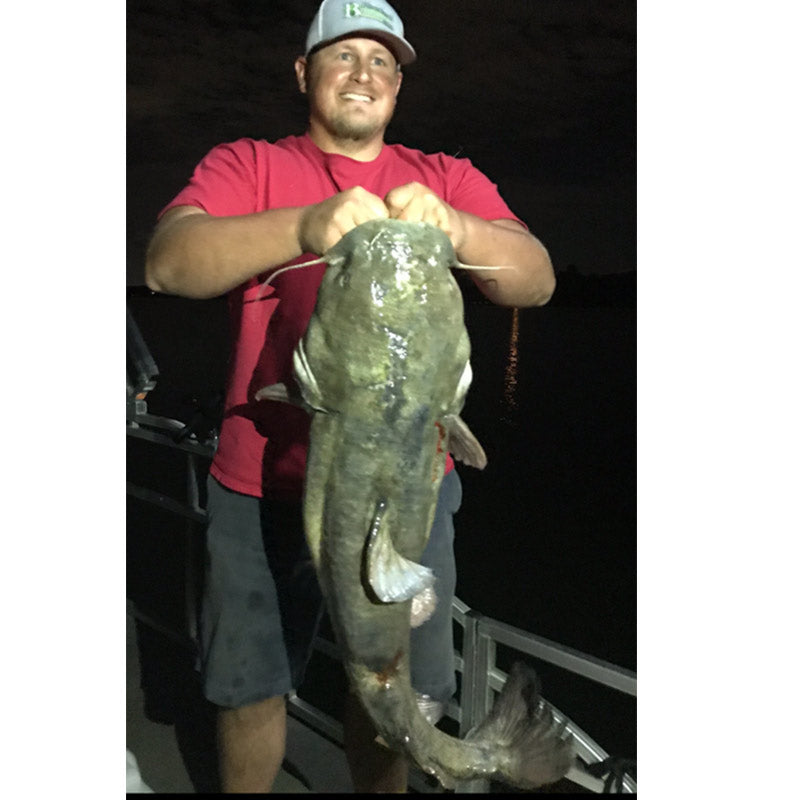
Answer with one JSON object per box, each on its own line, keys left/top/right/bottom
{"left": 296, "top": 37, "right": 403, "bottom": 142}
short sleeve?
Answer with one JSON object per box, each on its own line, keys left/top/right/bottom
{"left": 158, "top": 139, "right": 260, "bottom": 219}
{"left": 442, "top": 156, "right": 527, "bottom": 229}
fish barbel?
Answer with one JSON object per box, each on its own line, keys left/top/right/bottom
{"left": 259, "top": 219, "right": 574, "bottom": 789}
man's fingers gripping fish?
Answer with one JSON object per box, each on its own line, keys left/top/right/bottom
{"left": 257, "top": 219, "right": 574, "bottom": 789}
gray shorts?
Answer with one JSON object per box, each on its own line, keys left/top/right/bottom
{"left": 199, "top": 470, "right": 462, "bottom": 709}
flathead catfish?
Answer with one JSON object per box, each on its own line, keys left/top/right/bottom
{"left": 258, "top": 219, "right": 573, "bottom": 789}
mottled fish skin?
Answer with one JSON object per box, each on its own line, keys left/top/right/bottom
{"left": 292, "top": 220, "right": 574, "bottom": 788}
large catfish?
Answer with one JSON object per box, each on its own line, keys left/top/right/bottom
{"left": 258, "top": 219, "right": 573, "bottom": 789}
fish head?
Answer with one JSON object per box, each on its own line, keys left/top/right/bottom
{"left": 322, "top": 219, "right": 461, "bottom": 320}
{"left": 298, "top": 219, "right": 470, "bottom": 420}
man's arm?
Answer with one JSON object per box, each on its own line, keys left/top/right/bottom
{"left": 145, "top": 205, "right": 305, "bottom": 299}
{"left": 145, "top": 187, "right": 391, "bottom": 299}
{"left": 451, "top": 215, "right": 555, "bottom": 308}
{"left": 384, "top": 182, "right": 556, "bottom": 308}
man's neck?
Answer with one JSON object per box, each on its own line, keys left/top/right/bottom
{"left": 306, "top": 122, "right": 385, "bottom": 162}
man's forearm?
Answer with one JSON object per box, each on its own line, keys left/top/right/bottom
{"left": 145, "top": 206, "right": 307, "bottom": 299}
{"left": 456, "top": 214, "right": 556, "bottom": 308}
{"left": 144, "top": 203, "right": 556, "bottom": 307}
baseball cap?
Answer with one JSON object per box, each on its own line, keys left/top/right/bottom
{"left": 305, "top": 0, "right": 416, "bottom": 66}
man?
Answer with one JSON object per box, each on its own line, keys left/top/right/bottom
{"left": 145, "top": 0, "right": 555, "bottom": 792}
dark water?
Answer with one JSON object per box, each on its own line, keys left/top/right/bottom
{"left": 127, "top": 272, "right": 636, "bottom": 770}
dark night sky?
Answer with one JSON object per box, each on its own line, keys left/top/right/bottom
{"left": 127, "top": 0, "right": 636, "bottom": 284}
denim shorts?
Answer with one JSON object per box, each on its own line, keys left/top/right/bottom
{"left": 199, "top": 470, "right": 462, "bottom": 709}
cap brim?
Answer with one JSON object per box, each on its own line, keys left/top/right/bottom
{"left": 308, "top": 30, "right": 416, "bottom": 65}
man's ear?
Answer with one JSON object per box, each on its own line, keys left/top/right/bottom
{"left": 394, "top": 69, "right": 403, "bottom": 98}
{"left": 295, "top": 56, "right": 308, "bottom": 94}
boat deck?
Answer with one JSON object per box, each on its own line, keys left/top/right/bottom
{"left": 125, "top": 404, "right": 636, "bottom": 794}
{"left": 127, "top": 609, "right": 357, "bottom": 793}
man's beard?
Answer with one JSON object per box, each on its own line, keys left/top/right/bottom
{"left": 325, "top": 109, "right": 392, "bottom": 142}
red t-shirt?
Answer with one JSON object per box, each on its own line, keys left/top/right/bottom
{"left": 161, "top": 133, "right": 522, "bottom": 499}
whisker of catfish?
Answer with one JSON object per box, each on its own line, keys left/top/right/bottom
{"left": 257, "top": 256, "right": 328, "bottom": 297}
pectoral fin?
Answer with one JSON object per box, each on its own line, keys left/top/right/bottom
{"left": 292, "top": 339, "right": 328, "bottom": 412}
{"left": 254, "top": 382, "right": 296, "bottom": 404}
{"left": 444, "top": 414, "right": 488, "bottom": 470}
{"left": 254, "top": 340, "right": 330, "bottom": 413}
{"left": 365, "top": 499, "right": 435, "bottom": 603}
{"left": 454, "top": 359, "right": 474, "bottom": 408}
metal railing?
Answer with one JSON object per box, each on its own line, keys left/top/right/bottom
{"left": 127, "top": 412, "right": 636, "bottom": 793}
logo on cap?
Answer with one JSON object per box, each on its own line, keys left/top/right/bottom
{"left": 344, "top": 2, "right": 396, "bottom": 31}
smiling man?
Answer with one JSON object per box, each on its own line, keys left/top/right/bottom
{"left": 298, "top": 37, "right": 402, "bottom": 151}
{"left": 145, "top": 0, "right": 555, "bottom": 793}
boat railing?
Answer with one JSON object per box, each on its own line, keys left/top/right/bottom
{"left": 127, "top": 411, "right": 636, "bottom": 793}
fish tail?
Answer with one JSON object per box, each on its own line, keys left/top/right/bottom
{"left": 466, "top": 662, "right": 575, "bottom": 788}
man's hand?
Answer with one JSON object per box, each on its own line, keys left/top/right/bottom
{"left": 298, "top": 186, "right": 389, "bottom": 254}
{"left": 384, "top": 182, "right": 467, "bottom": 251}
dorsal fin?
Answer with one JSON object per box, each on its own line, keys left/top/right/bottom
{"left": 364, "top": 499, "right": 435, "bottom": 603}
